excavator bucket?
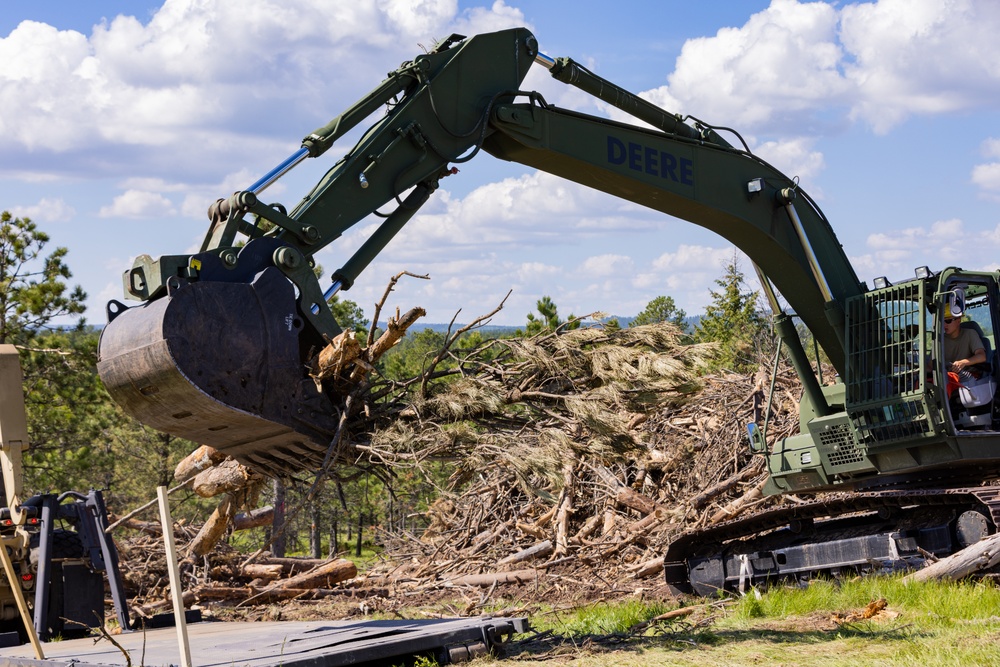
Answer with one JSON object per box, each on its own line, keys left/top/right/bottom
{"left": 97, "top": 267, "right": 339, "bottom": 477}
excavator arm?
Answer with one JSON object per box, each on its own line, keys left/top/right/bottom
{"left": 98, "top": 28, "right": 863, "bottom": 475}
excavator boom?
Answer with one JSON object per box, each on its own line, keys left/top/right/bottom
{"left": 98, "top": 28, "right": 859, "bottom": 475}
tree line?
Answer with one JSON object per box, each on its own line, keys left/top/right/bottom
{"left": 0, "top": 210, "right": 774, "bottom": 558}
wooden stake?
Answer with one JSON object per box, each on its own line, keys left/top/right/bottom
{"left": 0, "top": 535, "right": 43, "bottom": 659}
{"left": 157, "top": 486, "right": 192, "bottom": 667}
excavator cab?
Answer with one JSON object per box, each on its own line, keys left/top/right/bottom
{"left": 763, "top": 268, "right": 1000, "bottom": 497}
{"left": 935, "top": 278, "right": 998, "bottom": 431}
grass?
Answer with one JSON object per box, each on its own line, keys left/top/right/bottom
{"left": 490, "top": 576, "right": 1000, "bottom": 666}
{"left": 544, "top": 598, "right": 672, "bottom": 636}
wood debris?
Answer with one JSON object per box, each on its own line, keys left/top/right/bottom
{"left": 110, "top": 290, "right": 819, "bottom": 610}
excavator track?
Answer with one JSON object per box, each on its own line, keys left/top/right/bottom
{"left": 663, "top": 486, "right": 1000, "bottom": 596}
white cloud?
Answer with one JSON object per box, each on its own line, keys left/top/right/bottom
{"left": 646, "top": 0, "right": 848, "bottom": 130}
{"left": 0, "top": 0, "right": 525, "bottom": 181}
{"left": 852, "top": 217, "right": 1000, "bottom": 282}
{"left": 579, "top": 254, "right": 634, "bottom": 277}
{"left": 8, "top": 197, "right": 76, "bottom": 223}
{"left": 972, "top": 137, "right": 1000, "bottom": 198}
{"left": 98, "top": 189, "right": 176, "bottom": 218}
{"left": 640, "top": 0, "right": 1000, "bottom": 139}
{"left": 752, "top": 136, "right": 826, "bottom": 188}
{"left": 359, "top": 171, "right": 648, "bottom": 261}
{"left": 972, "top": 162, "right": 1000, "bottom": 193}
{"left": 840, "top": 0, "right": 1000, "bottom": 133}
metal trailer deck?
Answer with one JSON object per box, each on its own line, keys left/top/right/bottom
{"left": 0, "top": 617, "right": 529, "bottom": 667}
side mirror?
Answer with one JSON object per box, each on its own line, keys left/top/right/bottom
{"left": 746, "top": 422, "right": 766, "bottom": 453}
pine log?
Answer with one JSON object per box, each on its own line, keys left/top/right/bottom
{"left": 193, "top": 586, "right": 386, "bottom": 604}
{"left": 136, "top": 590, "right": 197, "bottom": 616}
{"left": 258, "top": 556, "right": 336, "bottom": 571}
{"left": 904, "top": 533, "right": 1000, "bottom": 583}
{"left": 630, "top": 556, "right": 665, "bottom": 578}
{"left": 571, "top": 514, "right": 602, "bottom": 544}
{"left": 193, "top": 459, "right": 255, "bottom": 498}
{"left": 626, "top": 507, "right": 670, "bottom": 535}
{"left": 709, "top": 478, "right": 767, "bottom": 524}
{"left": 242, "top": 564, "right": 285, "bottom": 580}
{"left": 365, "top": 307, "right": 426, "bottom": 365}
{"left": 497, "top": 540, "right": 553, "bottom": 566}
{"left": 516, "top": 521, "right": 548, "bottom": 540}
{"left": 554, "top": 461, "right": 575, "bottom": 556}
{"left": 616, "top": 486, "right": 668, "bottom": 516}
{"left": 314, "top": 330, "right": 363, "bottom": 380}
{"left": 690, "top": 466, "right": 760, "bottom": 509}
{"left": 116, "top": 517, "right": 162, "bottom": 535}
{"left": 233, "top": 506, "right": 274, "bottom": 531}
{"left": 174, "top": 445, "right": 228, "bottom": 482}
{"left": 263, "top": 558, "right": 357, "bottom": 591}
{"left": 442, "top": 569, "right": 537, "bottom": 587}
{"left": 188, "top": 495, "right": 235, "bottom": 557}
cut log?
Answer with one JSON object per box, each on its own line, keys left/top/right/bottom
{"left": 442, "top": 570, "right": 537, "bottom": 587}
{"left": 174, "top": 445, "right": 228, "bottom": 482}
{"left": 314, "top": 330, "right": 363, "bottom": 381}
{"left": 365, "top": 307, "right": 426, "bottom": 366}
{"left": 262, "top": 558, "right": 357, "bottom": 591}
{"left": 709, "top": 478, "right": 767, "bottom": 524}
{"left": 690, "top": 466, "right": 760, "bottom": 509}
{"left": 193, "top": 586, "right": 386, "bottom": 604}
{"left": 256, "top": 556, "right": 331, "bottom": 571}
{"left": 904, "top": 533, "right": 1000, "bottom": 583}
{"left": 187, "top": 495, "right": 235, "bottom": 557}
{"left": 615, "top": 486, "right": 668, "bottom": 516}
{"left": 571, "top": 514, "right": 602, "bottom": 544}
{"left": 630, "top": 556, "right": 665, "bottom": 579}
{"left": 115, "top": 517, "right": 162, "bottom": 536}
{"left": 233, "top": 506, "right": 274, "bottom": 531}
{"left": 497, "top": 540, "right": 553, "bottom": 566}
{"left": 193, "top": 459, "right": 256, "bottom": 498}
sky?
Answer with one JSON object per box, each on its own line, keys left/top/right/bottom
{"left": 2, "top": 0, "right": 1000, "bottom": 328}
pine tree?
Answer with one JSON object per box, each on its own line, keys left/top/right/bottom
{"left": 522, "top": 296, "right": 580, "bottom": 336}
{"left": 694, "top": 253, "right": 770, "bottom": 372}
{"left": 631, "top": 295, "right": 687, "bottom": 331}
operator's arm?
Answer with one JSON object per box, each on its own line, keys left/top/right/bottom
{"left": 950, "top": 330, "right": 987, "bottom": 372}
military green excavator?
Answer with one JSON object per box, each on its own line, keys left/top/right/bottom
{"left": 97, "top": 28, "right": 1000, "bottom": 595}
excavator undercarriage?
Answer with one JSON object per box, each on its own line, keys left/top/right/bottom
{"left": 664, "top": 487, "right": 1000, "bottom": 596}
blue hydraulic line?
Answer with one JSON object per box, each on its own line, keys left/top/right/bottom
{"left": 248, "top": 147, "right": 310, "bottom": 195}
{"left": 310, "top": 280, "right": 344, "bottom": 315}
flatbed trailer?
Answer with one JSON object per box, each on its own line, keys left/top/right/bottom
{"left": 0, "top": 617, "right": 529, "bottom": 667}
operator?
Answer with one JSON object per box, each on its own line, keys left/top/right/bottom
{"left": 943, "top": 314, "right": 986, "bottom": 376}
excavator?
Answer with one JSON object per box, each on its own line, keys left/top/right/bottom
{"left": 97, "top": 27, "right": 1000, "bottom": 595}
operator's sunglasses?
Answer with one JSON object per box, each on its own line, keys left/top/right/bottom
{"left": 943, "top": 318, "right": 957, "bottom": 324}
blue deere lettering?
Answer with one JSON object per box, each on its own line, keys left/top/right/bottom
{"left": 606, "top": 135, "right": 694, "bottom": 187}
{"left": 608, "top": 136, "right": 626, "bottom": 164}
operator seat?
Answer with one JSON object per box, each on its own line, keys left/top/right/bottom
{"left": 952, "top": 320, "right": 997, "bottom": 429}
{"left": 960, "top": 321, "right": 993, "bottom": 373}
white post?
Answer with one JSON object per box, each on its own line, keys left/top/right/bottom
{"left": 157, "top": 486, "right": 193, "bottom": 667}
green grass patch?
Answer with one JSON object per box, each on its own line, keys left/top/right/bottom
{"left": 502, "top": 577, "right": 1000, "bottom": 667}
{"left": 536, "top": 598, "right": 672, "bottom": 636}
{"left": 730, "top": 575, "right": 1000, "bottom": 624}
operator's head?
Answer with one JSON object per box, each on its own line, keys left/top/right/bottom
{"left": 943, "top": 288, "right": 965, "bottom": 320}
